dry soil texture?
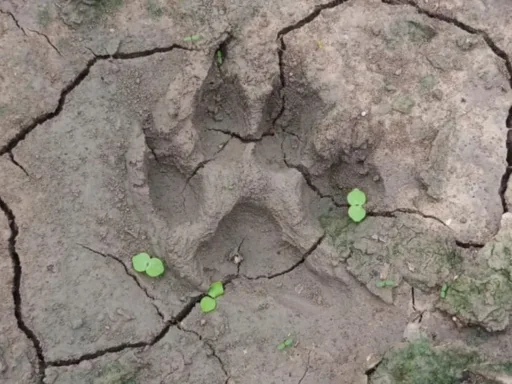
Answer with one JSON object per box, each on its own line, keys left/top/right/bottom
{"left": 1, "top": 0, "right": 512, "bottom": 383}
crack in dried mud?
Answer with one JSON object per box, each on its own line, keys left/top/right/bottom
{"left": 0, "top": 8, "right": 26, "bottom": 35}
{"left": 77, "top": 243, "right": 165, "bottom": 321}
{"left": 47, "top": 293, "right": 205, "bottom": 367}
{"left": 298, "top": 350, "right": 312, "bottom": 384}
{"left": 0, "top": 196, "right": 45, "bottom": 383}
{"left": 8, "top": 151, "right": 30, "bottom": 177}
{"left": 244, "top": 234, "right": 325, "bottom": 280}
{"left": 177, "top": 325, "right": 230, "bottom": 380}
{"left": 206, "top": 127, "right": 274, "bottom": 142}
{"left": 0, "top": 44, "right": 194, "bottom": 157}
{"left": 27, "top": 28, "right": 62, "bottom": 56}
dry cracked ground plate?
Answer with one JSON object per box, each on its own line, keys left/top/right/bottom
{"left": 1, "top": 0, "right": 512, "bottom": 383}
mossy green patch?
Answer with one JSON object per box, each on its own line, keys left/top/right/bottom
{"left": 369, "top": 340, "right": 479, "bottom": 384}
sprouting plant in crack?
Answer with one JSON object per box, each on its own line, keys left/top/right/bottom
{"left": 347, "top": 188, "right": 367, "bottom": 223}
{"left": 200, "top": 281, "right": 225, "bottom": 313}
{"left": 132, "top": 252, "right": 165, "bottom": 277}
{"left": 216, "top": 50, "right": 223, "bottom": 66}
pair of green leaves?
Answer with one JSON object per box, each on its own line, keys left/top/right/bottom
{"left": 347, "top": 188, "right": 367, "bottom": 223}
{"left": 200, "top": 282, "right": 225, "bottom": 313}
{"left": 132, "top": 253, "right": 165, "bottom": 277}
{"left": 277, "top": 336, "right": 294, "bottom": 351}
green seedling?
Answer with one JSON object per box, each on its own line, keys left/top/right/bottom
{"left": 216, "top": 50, "right": 223, "bottom": 65}
{"left": 347, "top": 188, "right": 367, "bottom": 206}
{"left": 348, "top": 205, "right": 366, "bottom": 223}
{"left": 347, "top": 188, "right": 367, "bottom": 223}
{"left": 376, "top": 279, "right": 396, "bottom": 288}
{"left": 208, "top": 281, "right": 224, "bottom": 298}
{"left": 440, "top": 283, "right": 448, "bottom": 299}
{"left": 201, "top": 282, "right": 225, "bottom": 313}
{"left": 132, "top": 253, "right": 151, "bottom": 272}
{"left": 200, "top": 296, "right": 217, "bottom": 313}
{"left": 146, "top": 258, "right": 165, "bottom": 277}
{"left": 183, "top": 35, "right": 201, "bottom": 42}
{"left": 277, "top": 336, "right": 294, "bottom": 351}
{"left": 132, "top": 253, "right": 165, "bottom": 277}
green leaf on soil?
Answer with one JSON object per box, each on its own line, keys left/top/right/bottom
{"left": 277, "top": 342, "right": 286, "bottom": 351}
{"left": 440, "top": 283, "right": 448, "bottom": 298}
{"left": 347, "top": 188, "right": 367, "bottom": 206}
{"left": 348, "top": 205, "right": 366, "bottom": 223}
{"left": 200, "top": 296, "right": 217, "bottom": 313}
{"left": 216, "top": 50, "right": 223, "bottom": 65}
{"left": 376, "top": 279, "right": 396, "bottom": 288}
{"left": 145, "top": 257, "right": 165, "bottom": 277}
{"left": 132, "top": 253, "right": 151, "bottom": 272}
{"left": 184, "top": 35, "right": 201, "bottom": 42}
{"left": 284, "top": 337, "right": 294, "bottom": 347}
{"left": 208, "top": 281, "right": 224, "bottom": 299}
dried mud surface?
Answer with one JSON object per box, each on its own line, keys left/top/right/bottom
{"left": 1, "top": 0, "right": 512, "bottom": 383}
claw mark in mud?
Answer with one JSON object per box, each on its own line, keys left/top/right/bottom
{"left": 77, "top": 244, "right": 165, "bottom": 321}
{"left": 8, "top": 151, "right": 30, "bottom": 177}
{"left": 381, "top": 0, "right": 512, "bottom": 213}
{"left": 0, "top": 196, "right": 46, "bottom": 382}
{"left": 0, "top": 45, "right": 194, "bottom": 157}
{"left": 0, "top": 8, "right": 26, "bottom": 34}
{"left": 245, "top": 234, "right": 325, "bottom": 280}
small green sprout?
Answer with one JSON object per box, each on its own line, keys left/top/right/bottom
{"left": 277, "top": 336, "right": 295, "bottom": 351}
{"left": 347, "top": 188, "right": 367, "bottom": 223}
{"left": 132, "top": 253, "right": 151, "bottom": 272}
{"left": 216, "top": 50, "right": 223, "bottom": 65}
{"left": 200, "top": 296, "right": 217, "bottom": 313}
{"left": 440, "top": 283, "right": 448, "bottom": 298}
{"left": 208, "top": 281, "right": 224, "bottom": 298}
{"left": 146, "top": 258, "right": 165, "bottom": 277}
{"left": 201, "top": 282, "right": 225, "bottom": 313}
{"left": 131, "top": 253, "right": 165, "bottom": 277}
{"left": 183, "top": 35, "right": 201, "bottom": 42}
{"left": 347, "top": 188, "right": 367, "bottom": 206}
{"left": 376, "top": 279, "right": 396, "bottom": 288}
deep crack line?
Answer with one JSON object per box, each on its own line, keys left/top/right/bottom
{"left": 77, "top": 243, "right": 165, "bottom": 321}
{"left": 0, "top": 8, "right": 26, "bottom": 34}
{"left": 177, "top": 325, "right": 229, "bottom": 379}
{"left": 0, "top": 196, "right": 45, "bottom": 382}
{"left": 8, "top": 151, "right": 30, "bottom": 177}
{"left": 47, "top": 293, "right": 204, "bottom": 367}
{"left": 0, "top": 44, "right": 193, "bottom": 157}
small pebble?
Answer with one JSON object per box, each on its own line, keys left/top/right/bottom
{"left": 361, "top": 111, "right": 367, "bottom": 117}
{"left": 373, "top": 175, "right": 380, "bottom": 182}
{"left": 395, "top": 68, "right": 402, "bottom": 76}
{"left": 200, "top": 319, "right": 206, "bottom": 326}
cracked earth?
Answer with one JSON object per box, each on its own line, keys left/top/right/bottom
{"left": 1, "top": 0, "right": 512, "bottom": 383}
